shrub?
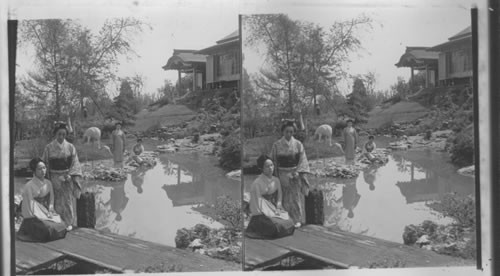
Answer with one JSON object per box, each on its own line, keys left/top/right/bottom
{"left": 219, "top": 131, "right": 241, "bottom": 171}
{"left": 449, "top": 131, "right": 474, "bottom": 167}
{"left": 27, "top": 137, "right": 49, "bottom": 159}
{"left": 214, "top": 195, "right": 242, "bottom": 231}
{"left": 427, "top": 193, "right": 475, "bottom": 228}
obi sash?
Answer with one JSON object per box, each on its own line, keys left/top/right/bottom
{"left": 276, "top": 153, "right": 300, "bottom": 168}
{"left": 48, "top": 156, "right": 73, "bottom": 171}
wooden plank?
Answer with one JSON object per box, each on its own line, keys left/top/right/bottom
{"left": 41, "top": 229, "right": 238, "bottom": 272}
{"left": 243, "top": 225, "right": 471, "bottom": 269}
{"left": 16, "top": 241, "right": 65, "bottom": 273}
{"left": 72, "top": 228, "right": 238, "bottom": 270}
{"left": 244, "top": 238, "right": 293, "bottom": 269}
{"left": 292, "top": 225, "right": 468, "bottom": 268}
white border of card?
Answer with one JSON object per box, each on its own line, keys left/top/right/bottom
{"left": 1, "top": 0, "right": 493, "bottom": 276}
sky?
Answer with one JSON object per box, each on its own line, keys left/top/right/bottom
{"left": 11, "top": 0, "right": 475, "bottom": 97}
{"left": 14, "top": 1, "right": 239, "bottom": 97}
{"left": 242, "top": 4, "right": 473, "bottom": 94}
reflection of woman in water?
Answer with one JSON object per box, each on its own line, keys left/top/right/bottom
{"left": 105, "top": 183, "right": 129, "bottom": 221}
{"left": 363, "top": 168, "right": 377, "bottom": 191}
{"left": 131, "top": 168, "right": 146, "bottom": 194}
{"left": 335, "top": 179, "right": 361, "bottom": 218}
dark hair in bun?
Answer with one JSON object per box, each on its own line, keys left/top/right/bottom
{"left": 53, "top": 122, "right": 68, "bottom": 135}
{"left": 256, "top": 154, "right": 273, "bottom": 171}
{"left": 280, "top": 119, "right": 297, "bottom": 133}
{"left": 29, "top": 157, "right": 44, "bottom": 172}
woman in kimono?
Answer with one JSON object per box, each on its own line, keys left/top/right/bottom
{"left": 246, "top": 155, "right": 294, "bottom": 238}
{"left": 18, "top": 158, "right": 67, "bottom": 238}
{"left": 343, "top": 119, "right": 359, "bottom": 164}
{"left": 131, "top": 138, "right": 145, "bottom": 165}
{"left": 42, "top": 122, "right": 83, "bottom": 230}
{"left": 112, "top": 122, "right": 126, "bottom": 168}
{"left": 270, "top": 120, "right": 310, "bottom": 227}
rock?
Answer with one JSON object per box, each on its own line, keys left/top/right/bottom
{"left": 226, "top": 170, "right": 241, "bottom": 181}
{"left": 420, "top": 220, "right": 438, "bottom": 235}
{"left": 458, "top": 165, "right": 475, "bottom": 177}
{"left": 193, "top": 224, "right": 211, "bottom": 240}
{"left": 422, "top": 244, "right": 433, "bottom": 251}
{"left": 432, "top": 243, "right": 459, "bottom": 255}
{"left": 402, "top": 224, "right": 422, "bottom": 245}
{"left": 195, "top": 248, "right": 206, "bottom": 255}
{"left": 175, "top": 228, "right": 192, "bottom": 249}
{"left": 416, "top": 235, "right": 431, "bottom": 246}
{"left": 188, "top": 238, "right": 204, "bottom": 250}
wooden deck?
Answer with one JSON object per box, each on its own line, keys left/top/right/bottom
{"left": 16, "top": 228, "right": 239, "bottom": 274}
{"left": 245, "top": 224, "right": 473, "bottom": 270}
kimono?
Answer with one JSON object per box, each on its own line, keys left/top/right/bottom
{"left": 42, "top": 139, "right": 82, "bottom": 227}
{"left": 363, "top": 141, "right": 376, "bottom": 161}
{"left": 112, "top": 130, "right": 126, "bottom": 167}
{"left": 20, "top": 177, "right": 55, "bottom": 220}
{"left": 132, "top": 143, "right": 144, "bottom": 164}
{"left": 270, "top": 136, "right": 310, "bottom": 224}
{"left": 343, "top": 127, "right": 359, "bottom": 162}
{"left": 246, "top": 174, "right": 294, "bottom": 239}
{"left": 249, "top": 174, "right": 287, "bottom": 219}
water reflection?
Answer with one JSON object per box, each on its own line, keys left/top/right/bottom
{"left": 334, "top": 178, "right": 360, "bottom": 219}
{"left": 105, "top": 182, "right": 129, "bottom": 221}
{"left": 52, "top": 153, "right": 239, "bottom": 247}
{"left": 243, "top": 151, "right": 475, "bottom": 244}
{"left": 362, "top": 167, "right": 377, "bottom": 191}
{"left": 131, "top": 167, "right": 147, "bottom": 194}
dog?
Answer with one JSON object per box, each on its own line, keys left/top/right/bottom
{"left": 314, "top": 124, "right": 333, "bottom": 146}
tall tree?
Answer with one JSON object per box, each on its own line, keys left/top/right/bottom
{"left": 245, "top": 14, "right": 306, "bottom": 115}
{"left": 20, "top": 18, "right": 147, "bottom": 121}
{"left": 110, "top": 79, "right": 136, "bottom": 124}
{"left": 244, "top": 14, "right": 372, "bottom": 116}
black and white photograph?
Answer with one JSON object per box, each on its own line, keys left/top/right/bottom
{"left": 9, "top": 3, "right": 242, "bottom": 274}
{"left": 241, "top": 2, "right": 481, "bottom": 271}
{"left": 2, "top": 0, "right": 496, "bottom": 276}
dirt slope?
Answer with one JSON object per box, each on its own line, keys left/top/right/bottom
{"left": 130, "top": 104, "right": 197, "bottom": 132}
{"left": 365, "top": 101, "right": 429, "bottom": 129}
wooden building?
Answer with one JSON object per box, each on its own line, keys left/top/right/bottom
{"left": 162, "top": 49, "right": 207, "bottom": 93}
{"left": 196, "top": 30, "right": 240, "bottom": 90}
{"left": 428, "top": 26, "right": 473, "bottom": 86}
{"left": 395, "top": 47, "right": 439, "bottom": 89}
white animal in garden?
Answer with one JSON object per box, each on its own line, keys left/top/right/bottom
{"left": 83, "top": 127, "right": 102, "bottom": 148}
{"left": 314, "top": 124, "right": 333, "bottom": 146}
{"left": 83, "top": 127, "right": 112, "bottom": 156}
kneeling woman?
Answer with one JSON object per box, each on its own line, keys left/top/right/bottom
{"left": 18, "top": 158, "right": 67, "bottom": 241}
{"left": 246, "top": 155, "right": 295, "bottom": 239}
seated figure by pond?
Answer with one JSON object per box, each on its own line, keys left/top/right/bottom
{"left": 17, "top": 158, "right": 67, "bottom": 242}
{"left": 245, "top": 155, "right": 295, "bottom": 239}
{"left": 132, "top": 138, "right": 145, "bottom": 165}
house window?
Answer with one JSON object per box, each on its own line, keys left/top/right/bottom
{"left": 215, "top": 50, "right": 240, "bottom": 77}
{"left": 449, "top": 48, "right": 472, "bottom": 74}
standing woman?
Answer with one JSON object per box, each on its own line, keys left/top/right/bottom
{"left": 270, "top": 120, "right": 310, "bottom": 227}
{"left": 343, "top": 119, "right": 359, "bottom": 164}
{"left": 42, "top": 122, "right": 83, "bottom": 230}
{"left": 112, "top": 122, "right": 126, "bottom": 168}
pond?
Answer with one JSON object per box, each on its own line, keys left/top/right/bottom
{"left": 14, "top": 152, "right": 241, "bottom": 247}
{"left": 243, "top": 150, "right": 475, "bottom": 244}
